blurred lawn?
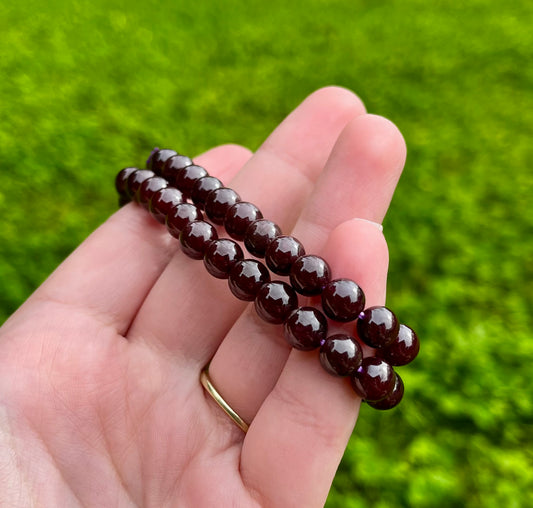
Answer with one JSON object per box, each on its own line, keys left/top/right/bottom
{"left": 1, "top": 0, "right": 532, "bottom": 506}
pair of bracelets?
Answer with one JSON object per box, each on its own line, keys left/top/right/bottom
{"left": 115, "top": 148, "right": 420, "bottom": 410}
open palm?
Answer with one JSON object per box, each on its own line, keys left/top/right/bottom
{"left": 0, "top": 87, "right": 406, "bottom": 507}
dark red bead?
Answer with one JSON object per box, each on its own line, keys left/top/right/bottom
{"left": 191, "top": 176, "right": 223, "bottom": 209}
{"left": 204, "top": 239, "right": 244, "bottom": 279}
{"left": 367, "top": 372, "right": 404, "bottom": 410}
{"left": 115, "top": 167, "right": 138, "bottom": 197}
{"left": 138, "top": 176, "right": 168, "bottom": 209}
{"left": 161, "top": 154, "right": 194, "bottom": 183}
{"left": 356, "top": 306, "right": 399, "bottom": 349}
{"left": 179, "top": 220, "right": 218, "bottom": 260}
{"left": 319, "top": 334, "right": 363, "bottom": 376}
{"left": 148, "top": 149, "right": 178, "bottom": 174}
{"left": 166, "top": 203, "right": 203, "bottom": 238}
{"left": 244, "top": 219, "right": 281, "bottom": 258}
{"left": 224, "top": 202, "right": 263, "bottom": 241}
{"left": 265, "top": 236, "right": 305, "bottom": 275}
{"left": 254, "top": 281, "right": 298, "bottom": 324}
{"left": 127, "top": 169, "right": 156, "bottom": 201}
{"left": 205, "top": 188, "right": 241, "bottom": 225}
{"left": 173, "top": 164, "right": 208, "bottom": 198}
{"left": 149, "top": 187, "right": 185, "bottom": 224}
{"left": 378, "top": 324, "right": 420, "bottom": 366}
{"left": 351, "top": 358, "right": 396, "bottom": 402}
{"left": 283, "top": 307, "right": 328, "bottom": 351}
{"left": 321, "top": 279, "right": 365, "bottom": 322}
{"left": 228, "top": 260, "right": 270, "bottom": 301}
{"left": 289, "top": 255, "right": 331, "bottom": 296}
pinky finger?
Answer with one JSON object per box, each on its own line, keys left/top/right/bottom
{"left": 240, "top": 219, "right": 389, "bottom": 507}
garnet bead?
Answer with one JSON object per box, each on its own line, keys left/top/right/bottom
{"left": 351, "top": 358, "right": 396, "bottom": 402}
{"left": 283, "top": 307, "right": 328, "bottom": 351}
{"left": 224, "top": 202, "right": 263, "bottom": 241}
{"left": 179, "top": 220, "right": 218, "bottom": 260}
{"left": 174, "top": 164, "right": 208, "bottom": 198}
{"left": 244, "top": 219, "right": 281, "bottom": 258}
{"left": 148, "top": 149, "right": 178, "bottom": 174}
{"left": 127, "top": 169, "right": 156, "bottom": 201}
{"left": 356, "top": 306, "right": 399, "bottom": 349}
{"left": 166, "top": 203, "right": 203, "bottom": 238}
{"left": 138, "top": 176, "right": 168, "bottom": 209}
{"left": 265, "top": 236, "right": 305, "bottom": 275}
{"left": 321, "top": 279, "right": 365, "bottom": 322}
{"left": 205, "top": 187, "right": 241, "bottom": 225}
{"left": 149, "top": 187, "right": 185, "bottom": 224}
{"left": 378, "top": 324, "right": 420, "bottom": 366}
{"left": 161, "top": 154, "right": 194, "bottom": 183}
{"left": 366, "top": 372, "right": 404, "bottom": 410}
{"left": 319, "top": 334, "right": 363, "bottom": 376}
{"left": 191, "top": 176, "right": 223, "bottom": 209}
{"left": 115, "top": 167, "right": 138, "bottom": 197}
{"left": 254, "top": 281, "right": 298, "bottom": 324}
{"left": 289, "top": 255, "right": 331, "bottom": 296}
{"left": 228, "top": 260, "right": 270, "bottom": 301}
{"left": 204, "top": 239, "right": 244, "bottom": 279}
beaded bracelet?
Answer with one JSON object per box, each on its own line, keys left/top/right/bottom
{"left": 115, "top": 149, "right": 420, "bottom": 410}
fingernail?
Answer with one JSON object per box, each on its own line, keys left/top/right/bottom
{"left": 352, "top": 217, "right": 384, "bottom": 232}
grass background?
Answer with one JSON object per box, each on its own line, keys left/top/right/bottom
{"left": 1, "top": 0, "right": 532, "bottom": 506}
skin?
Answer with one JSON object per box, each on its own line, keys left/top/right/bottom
{"left": 0, "top": 86, "right": 406, "bottom": 507}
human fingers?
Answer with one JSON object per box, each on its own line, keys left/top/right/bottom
{"left": 126, "top": 87, "right": 366, "bottom": 366}
{"left": 208, "top": 114, "right": 406, "bottom": 423}
{"left": 0, "top": 144, "right": 252, "bottom": 338}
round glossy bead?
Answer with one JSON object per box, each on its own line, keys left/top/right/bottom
{"left": 244, "top": 219, "right": 281, "bottom": 258}
{"left": 138, "top": 176, "right": 168, "bottom": 209}
{"left": 148, "top": 149, "right": 178, "bottom": 174}
{"left": 228, "top": 260, "right": 270, "bottom": 301}
{"left": 204, "top": 239, "right": 244, "bottom": 279}
{"left": 191, "top": 176, "right": 223, "bottom": 209}
{"left": 224, "top": 202, "right": 263, "bottom": 241}
{"left": 149, "top": 187, "right": 185, "bottom": 224}
{"left": 179, "top": 220, "right": 218, "bottom": 260}
{"left": 351, "top": 358, "right": 396, "bottom": 402}
{"left": 161, "top": 154, "right": 194, "bottom": 183}
{"left": 166, "top": 203, "right": 203, "bottom": 239}
{"left": 319, "top": 334, "right": 363, "bottom": 376}
{"left": 265, "top": 236, "right": 305, "bottom": 275}
{"left": 289, "top": 255, "right": 331, "bottom": 296}
{"left": 378, "top": 324, "right": 420, "bottom": 366}
{"left": 356, "top": 306, "right": 399, "bottom": 349}
{"left": 283, "top": 307, "right": 328, "bottom": 351}
{"left": 254, "top": 281, "right": 298, "bottom": 324}
{"left": 115, "top": 167, "right": 138, "bottom": 197}
{"left": 367, "top": 373, "right": 404, "bottom": 410}
{"left": 205, "top": 188, "right": 241, "bottom": 225}
{"left": 127, "top": 169, "right": 156, "bottom": 201}
{"left": 321, "top": 279, "right": 365, "bottom": 322}
{"left": 174, "top": 164, "right": 208, "bottom": 198}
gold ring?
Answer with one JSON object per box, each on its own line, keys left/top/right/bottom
{"left": 200, "top": 365, "right": 249, "bottom": 433}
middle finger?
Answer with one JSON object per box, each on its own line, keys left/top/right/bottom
{"left": 127, "top": 87, "right": 366, "bottom": 366}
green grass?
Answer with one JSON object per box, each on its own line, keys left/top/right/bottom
{"left": 1, "top": 0, "right": 532, "bottom": 506}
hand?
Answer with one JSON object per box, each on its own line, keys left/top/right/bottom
{"left": 0, "top": 87, "right": 406, "bottom": 507}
